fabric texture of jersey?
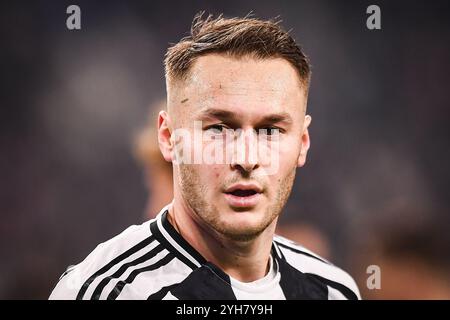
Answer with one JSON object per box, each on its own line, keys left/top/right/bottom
{"left": 49, "top": 205, "right": 361, "bottom": 300}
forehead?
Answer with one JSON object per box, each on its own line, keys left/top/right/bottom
{"left": 180, "top": 54, "right": 306, "bottom": 114}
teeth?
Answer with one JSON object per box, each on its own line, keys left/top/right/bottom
{"left": 231, "top": 189, "right": 257, "bottom": 197}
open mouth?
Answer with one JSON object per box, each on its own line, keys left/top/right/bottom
{"left": 226, "top": 189, "right": 258, "bottom": 197}
{"left": 223, "top": 184, "right": 263, "bottom": 208}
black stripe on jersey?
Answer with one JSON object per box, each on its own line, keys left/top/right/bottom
{"left": 272, "top": 242, "right": 285, "bottom": 260}
{"left": 275, "top": 240, "right": 328, "bottom": 264}
{"left": 90, "top": 244, "right": 165, "bottom": 299}
{"left": 307, "top": 274, "right": 358, "bottom": 300}
{"left": 76, "top": 235, "right": 155, "bottom": 300}
{"left": 160, "top": 210, "right": 207, "bottom": 265}
{"left": 147, "top": 264, "right": 233, "bottom": 300}
{"left": 203, "top": 262, "right": 231, "bottom": 284}
{"left": 107, "top": 252, "right": 175, "bottom": 300}
{"left": 168, "top": 263, "right": 236, "bottom": 300}
{"left": 147, "top": 283, "right": 180, "bottom": 300}
{"left": 150, "top": 211, "right": 206, "bottom": 270}
{"left": 275, "top": 254, "right": 328, "bottom": 299}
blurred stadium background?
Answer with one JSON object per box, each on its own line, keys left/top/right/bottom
{"left": 1, "top": 0, "right": 449, "bottom": 299}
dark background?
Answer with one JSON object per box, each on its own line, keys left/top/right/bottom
{"left": 1, "top": 0, "right": 449, "bottom": 299}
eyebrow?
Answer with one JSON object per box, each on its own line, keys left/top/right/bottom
{"left": 197, "top": 108, "right": 237, "bottom": 122}
{"left": 196, "top": 108, "right": 293, "bottom": 126}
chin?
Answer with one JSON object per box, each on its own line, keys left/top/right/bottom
{"left": 222, "top": 206, "right": 264, "bottom": 222}
{"left": 215, "top": 211, "right": 269, "bottom": 240}
{"left": 219, "top": 225, "right": 264, "bottom": 242}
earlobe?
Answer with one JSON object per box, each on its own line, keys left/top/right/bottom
{"left": 297, "top": 115, "right": 312, "bottom": 167}
{"left": 158, "top": 111, "right": 174, "bottom": 162}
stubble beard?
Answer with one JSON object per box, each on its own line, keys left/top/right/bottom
{"left": 178, "top": 164, "right": 297, "bottom": 242}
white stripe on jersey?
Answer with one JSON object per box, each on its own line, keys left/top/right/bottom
{"left": 83, "top": 239, "right": 161, "bottom": 299}
{"left": 162, "top": 291, "right": 178, "bottom": 300}
{"left": 117, "top": 257, "right": 192, "bottom": 300}
{"left": 327, "top": 286, "right": 349, "bottom": 300}
{"left": 99, "top": 247, "right": 170, "bottom": 300}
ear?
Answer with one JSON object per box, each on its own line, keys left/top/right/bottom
{"left": 297, "top": 115, "right": 312, "bottom": 168}
{"left": 158, "top": 110, "right": 174, "bottom": 162}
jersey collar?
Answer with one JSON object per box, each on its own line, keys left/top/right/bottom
{"left": 150, "top": 204, "right": 284, "bottom": 272}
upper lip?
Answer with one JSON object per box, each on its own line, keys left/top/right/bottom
{"left": 224, "top": 183, "right": 263, "bottom": 194}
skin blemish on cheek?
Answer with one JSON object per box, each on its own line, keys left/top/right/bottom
{"left": 181, "top": 98, "right": 189, "bottom": 103}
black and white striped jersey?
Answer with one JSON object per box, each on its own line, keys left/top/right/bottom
{"left": 49, "top": 205, "right": 361, "bottom": 300}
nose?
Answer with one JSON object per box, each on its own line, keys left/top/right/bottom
{"left": 230, "top": 128, "right": 260, "bottom": 175}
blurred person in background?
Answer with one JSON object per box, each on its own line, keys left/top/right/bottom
{"left": 134, "top": 100, "right": 174, "bottom": 217}
{"left": 352, "top": 206, "right": 450, "bottom": 299}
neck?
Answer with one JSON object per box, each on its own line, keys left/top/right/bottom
{"left": 167, "top": 198, "right": 276, "bottom": 282}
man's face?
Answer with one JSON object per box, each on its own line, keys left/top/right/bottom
{"left": 165, "top": 54, "right": 311, "bottom": 241}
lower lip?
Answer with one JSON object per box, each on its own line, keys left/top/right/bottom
{"left": 223, "top": 192, "right": 262, "bottom": 208}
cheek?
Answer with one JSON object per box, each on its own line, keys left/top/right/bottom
{"left": 212, "top": 166, "right": 226, "bottom": 181}
{"left": 278, "top": 138, "right": 301, "bottom": 167}
{"left": 198, "top": 164, "right": 225, "bottom": 185}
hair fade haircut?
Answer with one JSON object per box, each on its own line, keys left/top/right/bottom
{"left": 164, "top": 12, "right": 311, "bottom": 88}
